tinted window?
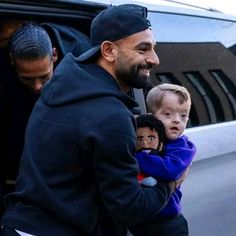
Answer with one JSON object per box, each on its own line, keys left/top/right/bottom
{"left": 146, "top": 11, "right": 236, "bottom": 127}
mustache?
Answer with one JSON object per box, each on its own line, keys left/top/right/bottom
{"left": 138, "top": 63, "right": 153, "bottom": 70}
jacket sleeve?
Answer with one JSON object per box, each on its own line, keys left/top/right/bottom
{"left": 136, "top": 135, "right": 197, "bottom": 181}
{"left": 93, "top": 111, "right": 172, "bottom": 224}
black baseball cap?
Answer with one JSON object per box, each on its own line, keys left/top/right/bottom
{"left": 78, "top": 4, "right": 151, "bottom": 62}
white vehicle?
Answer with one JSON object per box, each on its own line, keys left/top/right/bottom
{"left": 85, "top": 0, "right": 236, "bottom": 160}
{"left": 1, "top": 0, "right": 235, "bottom": 158}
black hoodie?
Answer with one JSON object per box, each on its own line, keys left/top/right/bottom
{"left": 41, "top": 22, "right": 92, "bottom": 64}
{"left": 0, "top": 24, "right": 92, "bottom": 216}
{"left": 2, "top": 54, "right": 171, "bottom": 236}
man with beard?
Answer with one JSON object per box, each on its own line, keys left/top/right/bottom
{"left": 1, "top": 4, "right": 186, "bottom": 236}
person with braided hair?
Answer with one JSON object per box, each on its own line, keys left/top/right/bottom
{"left": 0, "top": 22, "right": 58, "bottom": 218}
{"left": 0, "top": 19, "right": 92, "bottom": 221}
{"left": 8, "top": 22, "right": 58, "bottom": 94}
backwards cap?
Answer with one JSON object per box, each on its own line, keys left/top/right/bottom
{"left": 78, "top": 4, "right": 151, "bottom": 62}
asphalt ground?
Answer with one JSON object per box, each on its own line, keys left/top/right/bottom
{"left": 182, "top": 152, "right": 236, "bottom": 236}
{"left": 128, "top": 152, "right": 236, "bottom": 236}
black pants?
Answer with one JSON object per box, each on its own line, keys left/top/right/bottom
{"left": 129, "top": 214, "right": 188, "bottom": 236}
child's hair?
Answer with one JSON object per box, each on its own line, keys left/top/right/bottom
{"left": 136, "top": 114, "right": 166, "bottom": 149}
{"left": 146, "top": 83, "right": 191, "bottom": 114}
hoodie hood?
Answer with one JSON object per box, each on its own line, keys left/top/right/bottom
{"left": 41, "top": 23, "right": 92, "bottom": 59}
{"left": 41, "top": 53, "right": 137, "bottom": 109}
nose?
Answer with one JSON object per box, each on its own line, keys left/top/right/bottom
{"left": 173, "top": 114, "right": 181, "bottom": 123}
{"left": 146, "top": 50, "right": 160, "bottom": 66}
{"left": 32, "top": 79, "right": 43, "bottom": 93}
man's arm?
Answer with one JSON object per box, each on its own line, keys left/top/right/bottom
{"left": 94, "top": 112, "right": 173, "bottom": 224}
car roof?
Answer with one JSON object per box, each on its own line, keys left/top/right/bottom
{"left": 83, "top": 0, "right": 236, "bottom": 22}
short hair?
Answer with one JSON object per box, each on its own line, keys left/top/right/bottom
{"left": 136, "top": 114, "right": 166, "bottom": 144}
{"left": 146, "top": 83, "right": 191, "bottom": 114}
{"left": 9, "top": 22, "right": 53, "bottom": 62}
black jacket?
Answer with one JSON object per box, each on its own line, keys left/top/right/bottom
{"left": 41, "top": 22, "right": 92, "bottom": 65}
{"left": 2, "top": 54, "right": 171, "bottom": 236}
{"left": 0, "top": 24, "right": 91, "bottom": 214}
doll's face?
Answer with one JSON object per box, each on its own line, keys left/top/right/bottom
{"left": 136, "top": 127, "right": 160, "bottom": 151}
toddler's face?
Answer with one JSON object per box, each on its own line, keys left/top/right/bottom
{"left": 154, "top": 92, "right": 190, "bottom": 140}
{"left": 136, "top": 127, "right": 160, "bottom": 151}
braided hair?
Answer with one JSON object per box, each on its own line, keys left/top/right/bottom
{"left": 9, "top": 22, "right": 53, "bottom": 63}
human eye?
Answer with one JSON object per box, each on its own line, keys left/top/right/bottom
{"left": 164, "top": 112, "right": 172, "bottom": 117}
{"left": 138, "top": 47, "right": 148, "bottom": 54}
{"left": 137, "top": 43, "right": 149, "bottom": 53}
{"left": 20, "top": 76, "right": 32, "bottom": 82}
{"left": 181, "top": 114, "right": 188, "bottom": 119}
{"left": 39, "top": 74, "right": 50, "bottom": 81}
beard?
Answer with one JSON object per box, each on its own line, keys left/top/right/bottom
{"left": 115, "top": 62, "right": 152, "bottom": 89}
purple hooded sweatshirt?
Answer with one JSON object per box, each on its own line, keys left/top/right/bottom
{"left": 135, "top": 135, "right": 197, "bottom": 217}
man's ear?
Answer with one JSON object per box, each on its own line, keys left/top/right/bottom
{"left": 100, "top": 41, "right": 117, "bottom": 62}
{"left": 52, "top": 47, "right": 58, "bottom": 63}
